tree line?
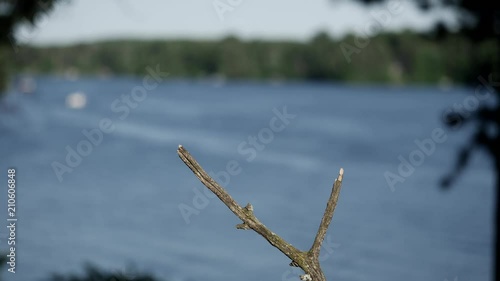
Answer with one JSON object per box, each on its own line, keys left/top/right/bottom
{"left": 4, "top": 30, "right": 496, "bottom": 85}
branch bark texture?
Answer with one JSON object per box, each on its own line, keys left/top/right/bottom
{"left": 177, "top": 145, "right": 344, "bottom": 281}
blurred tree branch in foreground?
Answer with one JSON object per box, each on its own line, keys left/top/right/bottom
{"left": 0, "top": 0, "right": 61, "bottom": 92}
{"left": 355, "top": 0, "right": 500, "bottom": 280}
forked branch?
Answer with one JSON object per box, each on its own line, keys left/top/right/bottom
{"left": 309, "top": 168, "right": 343, "bottom": 260}
{"left": 177, "top": 145, "right": 344, "bottom": 281}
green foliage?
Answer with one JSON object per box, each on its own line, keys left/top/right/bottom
{"left": 8, "top": 31, "right": 496, "bottom": 85}
{"left": 0, "top": 46, "right": 8, "bottom": 95}
{"left": 50, "top": 264, "right": 161, "bottom": 281}
{"left": 0, "top": 0, "right": 61, "bottom": 44}
{"left": 0, "top": 254, "right": 5, "bottom": 281}
{"left": 0, "top": 0, "right": 61, "bottom": 93}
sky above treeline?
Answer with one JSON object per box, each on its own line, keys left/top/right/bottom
{"left": 16, "top": 0, "right": 456, "bottom": 46}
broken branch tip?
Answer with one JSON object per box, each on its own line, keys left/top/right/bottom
{"left": 337, "top": 168, "right": 344, "bottom": 181}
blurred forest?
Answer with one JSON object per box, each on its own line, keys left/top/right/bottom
{"left": 5, "top": 30, "right": 496, "bottom": 85}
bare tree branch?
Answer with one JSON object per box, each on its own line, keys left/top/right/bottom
{"left": 177, "top": 145, "right": 345, "bottom": 281}
{"left": 309, "top": 169, "right": 344, "bottom": 259}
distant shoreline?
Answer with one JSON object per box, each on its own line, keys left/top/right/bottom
{"left": 6, "top": 31, "right": 495, "bottom": 86}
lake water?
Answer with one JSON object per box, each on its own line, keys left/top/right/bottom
{"left": 0, "top": 76, "right": 494, "bottom": 281}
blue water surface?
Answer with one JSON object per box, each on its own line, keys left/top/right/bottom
{"left": 0, "top": 76, "right": 494, "bottom": 281}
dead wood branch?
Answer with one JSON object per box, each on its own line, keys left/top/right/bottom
{"left": 177, "top": 145, "right": 344, "bottom": 281}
